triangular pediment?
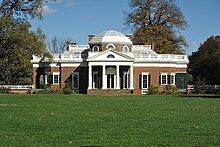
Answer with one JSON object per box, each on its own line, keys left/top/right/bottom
{"left": 87, "top": 49, "right": 134, "bottom": 62}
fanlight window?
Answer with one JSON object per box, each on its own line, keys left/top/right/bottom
{"left": 92, "top": 46, "right": 99, "bottom": 52}
{"left": 123, "top": 46, "right": 129, "bottom": 52}
{"left": 107, "top": 54, "right": 115, "bottom": 58}
{"left": 106, "top": 44, "right": 115, "bottom": 49}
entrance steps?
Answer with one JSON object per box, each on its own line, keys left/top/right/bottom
{"left": 87, "top": 89, "right": 133, "bottom": 95}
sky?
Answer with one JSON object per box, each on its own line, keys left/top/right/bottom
{"left": 31, "top": 0, "right": 220, "bottom": 55}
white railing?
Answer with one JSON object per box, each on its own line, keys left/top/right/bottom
{"left": 69, "top": 45, "right": 89, "bottom": 49}
{"left": 60, "top": 54, "right": 81, "bottom": 60}
{"left": 0, "top": 85, "right": 33, "bottom": 90}
{"left": 132, "top": 45, "right": 152, "bottom": 50}
{"left": 139, "top": 54, "right": 188, "bottom": 61}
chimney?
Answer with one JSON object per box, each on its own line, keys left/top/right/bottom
{"left": 151, "top": 42, "right": 155, "bottom": 50}
{"left": 126, "top": 34, "right": 132, "bottom": 40}
{"left": 88, "top": 34, "right": 94, "bottom": 42}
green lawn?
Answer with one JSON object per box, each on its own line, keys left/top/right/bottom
{"left": 0, "top": 94, "right": 220, "bottom": 147}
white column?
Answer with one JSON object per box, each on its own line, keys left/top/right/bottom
{"left": 116, "top": 65, "right": 120, "bottom": 89}
{"left": 88, "top": 64, "right": 92, "bottom": 89}
{"left": 102, "top": 65, "right": 107, "bottom": 89}
{"left": 129, "top": 65, "right": 134, "bottom": 89}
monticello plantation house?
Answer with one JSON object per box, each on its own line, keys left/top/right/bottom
{"left": 31, "top": 30, "right": 189, "bottom": 94}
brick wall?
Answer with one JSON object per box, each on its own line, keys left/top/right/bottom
{"left": 133, "top": 67, "right": 187, "bottom": 94}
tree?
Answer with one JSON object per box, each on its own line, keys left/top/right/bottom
{"left": 125, "top": 0, "right": 188, "bottom": 54}
{"left": 188, "top": 36, "right": 220, "bottom": 85}
{"left": 0, "top": 0, "right": 55, "bottom": 21}
{"left": 0, "top": 0, "right": 53, "bottom": 84}
{"left": 47, "top": 36, "right": 71, "bottom": 53}
{"left": 0, "top": 18, "right": 50, "bottom": 84}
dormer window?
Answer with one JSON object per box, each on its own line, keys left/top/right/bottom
{"left": 107, "top": 54, "right": 115, "bottom": 58}
{"left": 106, "top": 44, "right": 115, "bottom": 49}
{"left": 123, "top": 46, "right": 129, "bottom": 52}
{"left": 92, "top": 46, "right": 99, "bottom": 52}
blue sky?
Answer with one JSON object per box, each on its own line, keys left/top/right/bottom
{"left": 31, "top": 0, "right": 220, "bottom": 55}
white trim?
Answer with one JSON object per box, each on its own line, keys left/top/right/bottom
{"left": 53, "top": 72, "right": 60, "bottom": 84}
{"left": 92, "top": 46, "right": 99, "bottom": 52}
{"left": 134, "top": 63, "right": 187, "bottom": 68}
{"left": 88, "top": 65, "right": 92, "bottom": 89}
{"left": 160, "top": 73, "right": 168, "bottom": 85}
{"left": 123, "top": 46, "right": 129, "bottom": 52}
{"left": 142, "top": 90, "right": 148, "bottom": 94}
{"left": 129, "top": 65, "right": 134, "bottom": 89}
{"left": 33, "top": 64, "right": 39, "bottom": 67}
{"left": 45, "top": 72, "right": 51, "bottom": 84}
{"left": 142, "top": 72, "right": 149, "bottom": 89}
{"left": 106, "top": 43, "right": 115, "bottom": 49}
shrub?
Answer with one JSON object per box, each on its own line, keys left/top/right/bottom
{"left": 62, "top": 87, "right": 73, "bottom": 95}
{"left": 163, "top": 85, "right": 178, "bottom": 94}
{"left": 147, "top": 85, "right": 159, "bottom": 95}
{"left": 0, "top": 88, "right": 9, "bottom": 94}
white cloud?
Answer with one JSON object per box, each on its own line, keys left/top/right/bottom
{"left": 42, "top": 5, "right": 57, "bottom": 15}
{"left": 66, "top": 0, "right": 75, "bottom": 7}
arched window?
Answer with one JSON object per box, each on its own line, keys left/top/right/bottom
{"left": 107, "top": 54, "right": 115, "bottom": 58}
{"left": 106, "top": 44, "right": 115, "bottom": 49}
{"left": 123, "top": 46, "right": 129, "bottom": 52}
{"left": 92, "top": 46, "right": 99, "bottom": 52}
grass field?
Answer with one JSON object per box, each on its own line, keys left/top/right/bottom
{"left": 0, "top": 94, "right": 220, "bottom": 147}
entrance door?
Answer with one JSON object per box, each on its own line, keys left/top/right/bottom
{"left": 93, "top": 71, "right": 99, "bottom": 89}
{"left": 107, "top": 74, "right": 115, "bottom": 89}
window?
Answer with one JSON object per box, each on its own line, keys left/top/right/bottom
{"left": 168, "top": 73, "right": 175, "bottom": 85}
{"left": 161, "top": 74, "right": 167, "bottom": 85}
{"left": 123, "top": 72, "right": 129, "bottom": 89}
{"left": 107, "top": 54, "right": 115, "bottom": 58}
{"left": 93, "top": 71, "right": 99, "bottom": 89}
{"left": 92, "top": 46, "right": 99, "bottom": 52}
{"left": 72, "top": 72, "right": 79, "bottom": 89}
{"left": 106, "top": 44, "right": 115, "bottom": 49}
{"left": 123, "top": 46, "right": 129, "bottom": 52}
{"left": 45, "top": 73, "right": 51, "bottom": 84}
{"left": 53, "top": 73, "right": 60, "bottom": 84}
{"left": 107, "top": 74, "right": 115, "bottom": 89}
{"left": 142, "top": 72, "right": 149, "bottom": 89}
{"left": 160, "top": 73, "right": 175, "bottom": 85}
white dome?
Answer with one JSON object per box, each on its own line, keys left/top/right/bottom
{"left": 89, "top": 30, "right": 132, "bottom": 45}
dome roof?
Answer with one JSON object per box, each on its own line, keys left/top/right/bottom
{"left": 89, "top": 30, "right": 132, "bottom": 45}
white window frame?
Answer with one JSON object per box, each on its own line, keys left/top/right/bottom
{"left": 106, "top": 43, "right": 115, "bottom": 49}
{"left": 142, "top": 72, "right": 149, "bottom": 89}
{"left": 92, "top": 46, "right": 99, "bottom": 52}
{"left": 45, "top": 72, "right": 51, "bottom": 84}
{"left": 160, "top": 73, "right": 168, "bottom": 85}
{"left": 72, "top": 72, "right": 79, "bottom": 89}
{"left": 53, "top": 72, "right": 60, "bottom": 84}
{"left": 123, "top": 46, "right": 129, "bottom": 52}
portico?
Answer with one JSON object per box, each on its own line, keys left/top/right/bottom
{"left": 88, "top": 62, "right": 134, "bottom": 90}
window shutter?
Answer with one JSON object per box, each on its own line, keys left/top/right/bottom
{"left": 159, "top": 75, "right": 161, "bottom": 85}
{"left": 139, "top": 74, "right": 142, "bottom": 89}
{"left": 148, "top": 75, "right": 151, "bottom": 87}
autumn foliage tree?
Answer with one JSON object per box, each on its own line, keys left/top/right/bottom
{"left": 188, "top": 36, "right": 220, "bottom": 85}
{"left": 125, "top": 0, "right": 188, "bottom": 54}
